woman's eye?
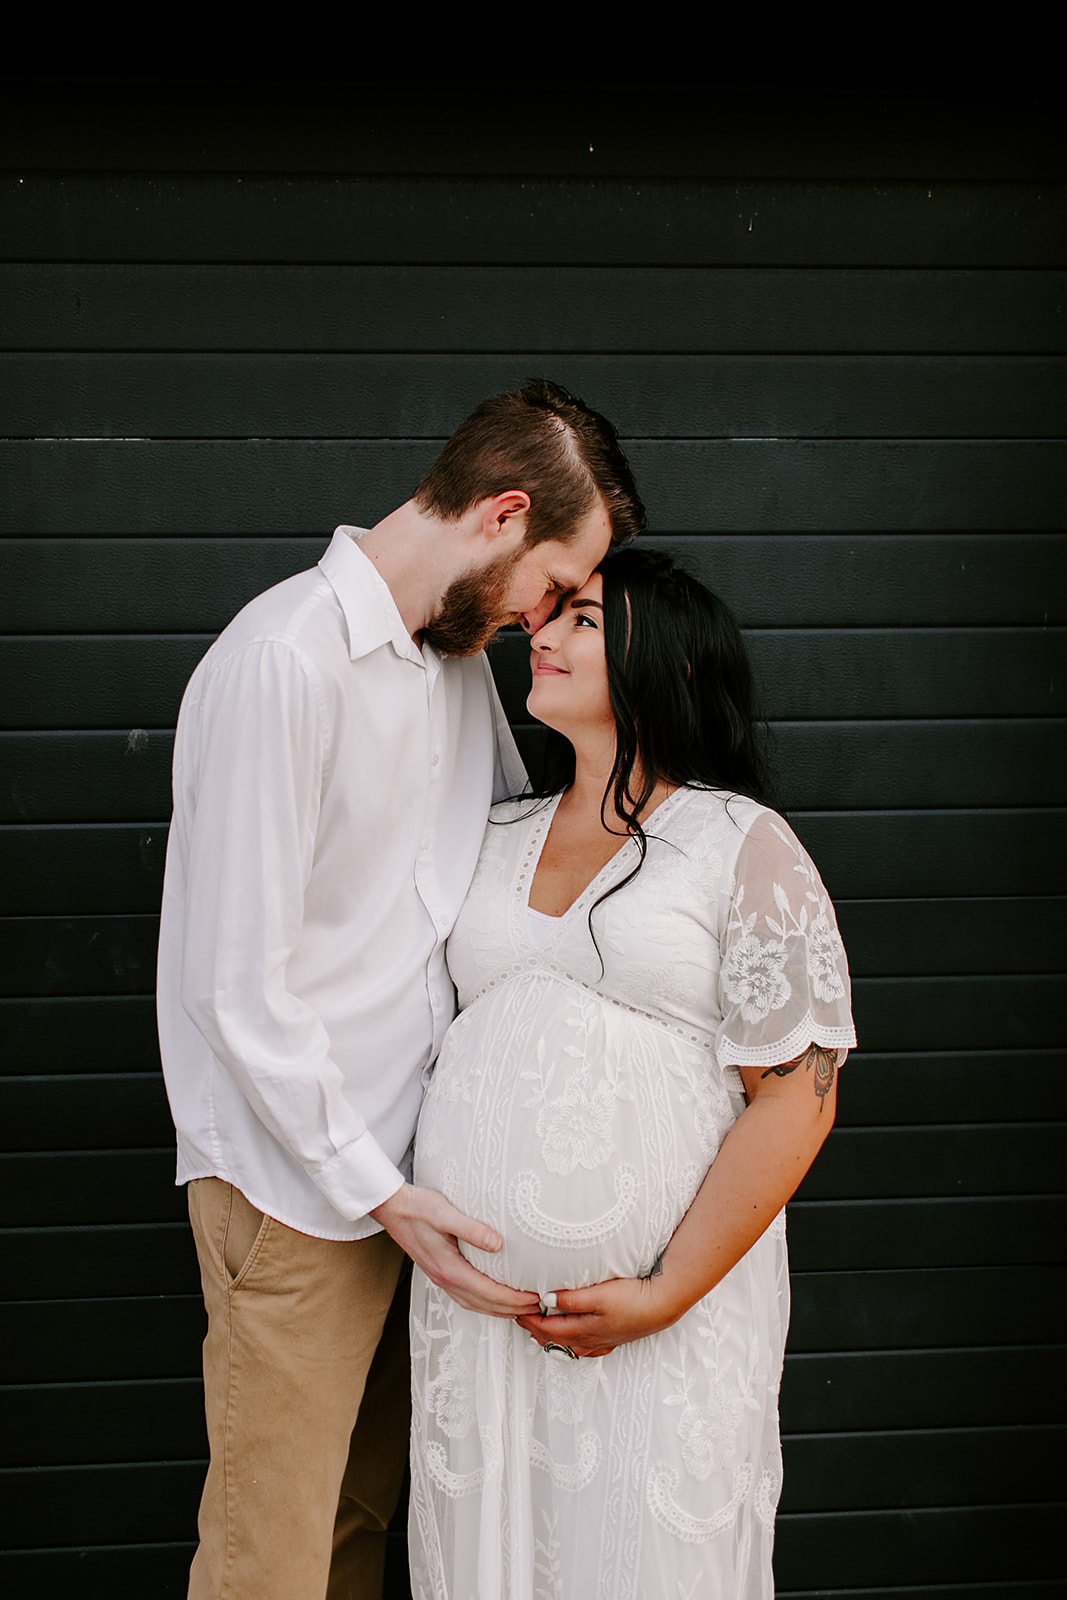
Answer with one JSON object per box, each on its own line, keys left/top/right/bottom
{"left": 574, "top": 612, "right": 596, "bottom": 628}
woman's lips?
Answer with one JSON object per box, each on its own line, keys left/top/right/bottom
{"left": 532, "top": 664, "right": 568, "bottom": 675}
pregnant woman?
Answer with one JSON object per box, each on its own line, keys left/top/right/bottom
{"left": 409, "top": 548, "right": 855, "bottom": 1599}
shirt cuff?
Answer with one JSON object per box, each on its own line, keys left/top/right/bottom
{"left": 312, "top": 1130, "right": 406, "bottom": 1221}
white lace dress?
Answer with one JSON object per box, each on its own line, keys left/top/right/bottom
{"left": 409, "top": 787, "right": 856, "bottom": 1600}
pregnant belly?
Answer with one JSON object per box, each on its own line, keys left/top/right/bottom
{"left": 414, "top": 976, "right": 734, "bottom": 1296}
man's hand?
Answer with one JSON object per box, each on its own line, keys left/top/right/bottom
{"left": 371, "top": 1183, "right": 541, "bottom": 1317}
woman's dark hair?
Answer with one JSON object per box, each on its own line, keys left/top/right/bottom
{"left": 530, "top": 546, "right": 774, "bottom": 954}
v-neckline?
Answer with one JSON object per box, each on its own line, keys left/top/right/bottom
{"left": 522, "top": 785, "right": 687, "bottom": 926}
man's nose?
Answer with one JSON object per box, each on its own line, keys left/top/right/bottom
{"left": 520, "top": 595, "right": 557, "bottom": 635}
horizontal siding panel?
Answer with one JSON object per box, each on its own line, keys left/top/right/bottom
{"left": 0, "top": 732, "right": 175, "bottom": 824}
{"left": 9, "top": 352, "right": 1064, "bottom": 439}
{"left": 0, "top": 1540, "right": 197, "bottom": 1597}
{"left": 832, "top": 898, "right": 1066, "bottom": 977}
{"left": 0, "top": 1460, "right": 201, "bottom": 1547}
{"left": 796, "top": 1123, "right": 1065, "bottom": 1199}
{"left": 3, "top": 721, "right": 1064, "bottom": 822}
{"left": 4, "top": 265, "right": 1064, "bottom": 354}
{"left": 5, "top": 534, "right": 1063, "bottom": 632}
{"left": 789, "top": 1264, "right": 1063, "bottom": 1350}
{"left": 1, "top": 637, "right": 208, "bottom": 730}
{"left": 745, "top": 630, "right": 1065, "bottom": 718}
{"left": 849, "top": 973, "right": 1065, "bottom": 1052}
{"left": 1, "top": 1151, "right": 184, "bottom": 1225}
{"left": 773, "top": 1502, "right": 1062, "bottom": 1587}
{"left": 787, "top": 1194, "right": 1066, "bottom": 1270}
{"left": 2, "top": 90, "right": 1061, "bottom": 179}
{"left": 833, "top": 1051, "right": 1067, "bottom": 1126}
{"left": 2, "top": 1295, "right": 204, "bottom": 1381}
{"left": 6, "top": 628, "right": 1061, "bottom": 729}
{"left": 0, "top": 832, "right": 168, "bottom": 913}
{"left": 4, "top": 1073, "right": 172, "bottom": 1151}
{"left": 770, "top": 720, "right": 1066, "bottom": 809}
{"left": 792, "top": 812, "right": 1067, "bottom": 898}
{"left": 3, "top": 439, "right": 1064, "bottom": 534}
{"left": 0, "top": 1223, "right": 198, "bottom": 1301}
{"left": 779, "top": 1424, "right": 1063, "bottom": 1511}
{"left": 0, "top": 916, "right": 160, "bottom": 995}
{"left": 0, "top": 997, "right": 159, "bottom": 1076}
{"left": 5, "top": 176, "right": 1063, "bottom": 267}
{"left": 5, "top": 265, "right": 1065, "bottom": 354}
{"left": 0, "top": 1378, "right": 205, "bottom": 1467}
{"left": 780, "top": 1587, "right": 1064, "bottom": 1600}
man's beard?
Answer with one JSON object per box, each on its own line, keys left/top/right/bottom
{"left": 423, "top": 549, "right": 521, "bottom": 657}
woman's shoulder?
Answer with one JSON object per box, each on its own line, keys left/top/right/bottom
{"left": 674, "top": 785, "right": 778, "bottom": 835}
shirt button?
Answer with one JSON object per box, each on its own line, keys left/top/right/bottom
{"left": 431, "top": 753, "right": 440, "bottom": 766}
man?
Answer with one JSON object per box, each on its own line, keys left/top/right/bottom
{"left": 156, "top": 380, "right": 645, "bottom": 1599}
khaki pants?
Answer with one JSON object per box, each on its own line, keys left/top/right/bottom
{"left": 187, "top": 1178, "right": 410, "bottom": 1600}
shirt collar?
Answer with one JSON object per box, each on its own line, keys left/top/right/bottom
{"left": 319, "top": 526, "right": 429, "bottom": 668}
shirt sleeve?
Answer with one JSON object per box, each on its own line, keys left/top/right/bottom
{"left": 715, "top": 809, "right": 857, "bottom": 1079}
{"left": 176, "top": 639, "right": 404, "bottom": 1219}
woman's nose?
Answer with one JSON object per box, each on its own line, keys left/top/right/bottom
{"left": 530, "top": 619, "right": 557, "bottom": 650}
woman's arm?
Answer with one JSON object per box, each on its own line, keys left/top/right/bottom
{"left": 515, "top": 1041, "right": 839, "bottom": 1357}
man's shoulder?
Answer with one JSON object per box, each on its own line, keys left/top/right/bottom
{"left": 202, "top": 564, "right": 342, "bottom": 670}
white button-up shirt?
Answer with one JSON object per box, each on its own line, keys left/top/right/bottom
{"left": 157, "top": 527, "right": 525, "bottom": 1239}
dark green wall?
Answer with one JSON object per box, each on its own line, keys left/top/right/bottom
{"left": 1, "top": 80, "right": 1064, "bottom": 1599}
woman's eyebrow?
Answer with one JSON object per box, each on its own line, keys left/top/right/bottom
{"left": 569, "top": 598, "right": 604, "bottom": 612}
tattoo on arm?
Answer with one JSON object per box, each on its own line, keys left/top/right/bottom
{"left": 762, "top": 1043, "right": 838, "bottom": 1111}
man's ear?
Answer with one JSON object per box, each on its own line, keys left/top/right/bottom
{"left": 480, "top": 490, "right": 531, "bottom": 545}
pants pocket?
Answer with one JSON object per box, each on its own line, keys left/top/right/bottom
{"left": 222, "top": 1184, "right": 271, "bottom": 1288}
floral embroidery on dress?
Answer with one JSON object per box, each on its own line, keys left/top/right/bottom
{"left": 662, "top": 1321, "right": 753, "bottom": 1481}
{"left": 537, "top": 1062, "right": 616, "bottom": 1175}
{"left": 721, "top": 918, "right": 791, "bottom": 1022}
{"left": 427, "top": 1339, "right": 476, "bottom": 1440}
{"left": 807, "top": 912, "right": 847, "bottom": 1003}
{"left": 537, "top": 1349, "right": 602, "bottom": 1424}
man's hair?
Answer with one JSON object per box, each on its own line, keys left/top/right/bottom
{"left": 412, "top": 379, "right": 645, "bottom": 548}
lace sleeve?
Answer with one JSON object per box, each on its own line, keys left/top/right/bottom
{"left": 715, "top": 809, "right": 856, "bottom": 1080}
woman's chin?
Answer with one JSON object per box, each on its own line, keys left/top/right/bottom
{"left": 526, "top": 688, "right": 566, "bottom": 733}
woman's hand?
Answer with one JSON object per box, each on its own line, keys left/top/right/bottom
{"left": 516, "top": 1272, "right": 683, "bottom": 1358}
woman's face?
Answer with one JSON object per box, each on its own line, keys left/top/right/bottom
{"left": 526, "top": 572, "right": 614, "bottom": 740}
